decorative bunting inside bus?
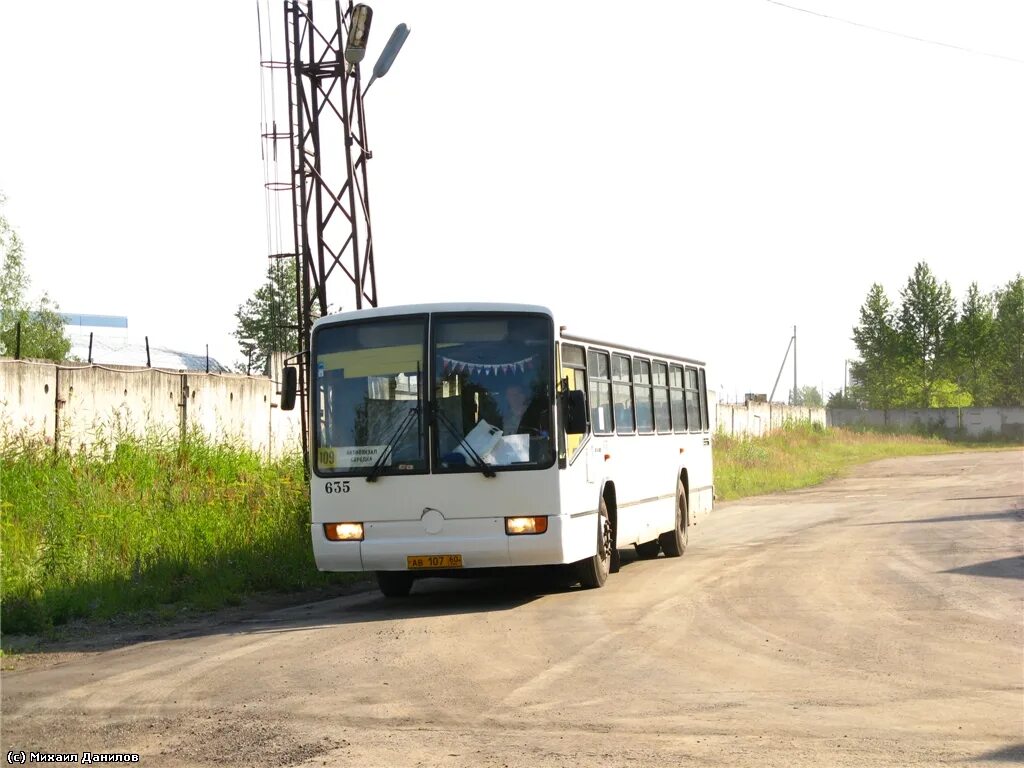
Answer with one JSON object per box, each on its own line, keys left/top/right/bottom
{"left": 441, "top": 355, "right": 535, "bottom": 376}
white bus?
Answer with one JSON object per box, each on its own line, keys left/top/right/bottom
{"left": 282, "top": 302, "right": 714, "bottom": 597}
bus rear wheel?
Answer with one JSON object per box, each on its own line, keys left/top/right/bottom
{"left": 578, "top": 497, "right": 612, "bottom": 589}
{"left": 659, "top": 479, "right": 688, "bottom": 558}
{"left": 377, "top": 571, "right": 414, "bottom": 597}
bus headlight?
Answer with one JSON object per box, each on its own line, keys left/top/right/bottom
{"left": 324, "top": 522, "right": 364, "bottom": 541}
{"left": 505, "top": 516, "right": 548, "bottom": 535}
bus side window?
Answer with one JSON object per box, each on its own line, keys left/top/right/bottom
{"left": 560, "top": 343, "right": 588, "bottom": 461}
{"left": 634, "top": 358, "right": 654, "bottom": 434}
{"left": 684, "top": 367, "right": 701, "bottom": 432}
{"left": 588, "top": 349, "right": 614, "bottom": 435}
{"left": 699, "top": 368, "right": 710, "bottom": 431}
{"left": 612, "top": 354, "right": 634, "bottom": 434}
{"left": 669, "top": 364, "right": 686, "bottom": 432}
{"left": 653, "top": 361, "right": 671, "bottom": 433}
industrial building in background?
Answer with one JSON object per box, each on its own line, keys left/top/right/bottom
{"left": 62, "top": 313, "right": 229, "bottom": 372}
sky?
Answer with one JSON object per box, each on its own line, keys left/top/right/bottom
{"left": 1, "top": 0, "right": 1021, "bottom": 402}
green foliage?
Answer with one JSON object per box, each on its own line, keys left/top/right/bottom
{"left": 991, "top": 275, "right": 1024, "bottom": 406}
{"left": 952, "top": 283, "right": 997, "bottom": 405}
{"left": 0, "top": 195, "right": 71, "bottom": 362}
{"left": 0, "top": 432, "right": 354, "bottom": 635}
{"left": 826, "top": 389, "right": 860, "bottom": 409}
{"left": 788, "top": 385, "right": 823, "bottom": 407}
{"left": 851, "top": 283, "right": 909, "bottom": 409}
{"left": 850, "top": 265, "right": 1022, "bottom": 409}
{"left": 925, "top": 378, "right": 971, "bottom": 407}
{"left": 233, "top": 261, "right": 297, "bottom": 374}
{"left": 897, "top": 262, "right": 956, "bottom": 407}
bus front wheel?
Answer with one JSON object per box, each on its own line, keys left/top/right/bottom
{"left": 377, "top": 571, "right": 414, "bottom": 597}
{"left": 578, "top": 497, "right": 612, "bottom": 589}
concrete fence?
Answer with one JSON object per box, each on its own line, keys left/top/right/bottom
{"left": 3, "top": 364, "right": 836, "bottom": 452}
{"left": 828, "top": 406, "right": 1024, "bottom": 440}
{"left": 25, "top": 363, "right": 1013, "bottom": 453}
{"left": 715, "top": 398, "right": 827, "bottom": 437}
{"left": 0, "top": 359, "right": 302, "bottom": 457}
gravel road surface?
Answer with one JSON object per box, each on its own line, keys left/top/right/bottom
{"left": 3, "top": 450, "right": 1021, "bottom": 767}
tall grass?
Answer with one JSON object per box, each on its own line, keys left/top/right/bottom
{"left": 3, "top": 422, "right": 1010, "bottom": 635}
{"left": 713, "top": 422, "right": 969, "bottom": 501}
{"left": 1, "top": 432, "right": 348, "bottom": 635}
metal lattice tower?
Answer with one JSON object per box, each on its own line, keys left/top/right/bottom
{"left": 261, "top": 0, "right": 382, "bottom": 465}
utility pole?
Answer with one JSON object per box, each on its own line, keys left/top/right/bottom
{"left": 259, "top": 1, "right": 409, "bottom": 471}
{"left": 769, "top": 327, "right": 796, "bottom": 404}
{"left": 792, "top": 325, "right": 797, "bottom": 405}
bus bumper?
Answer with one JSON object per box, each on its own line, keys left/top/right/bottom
{"left": 311, "top": 515, "right": 576, "bottom": 572}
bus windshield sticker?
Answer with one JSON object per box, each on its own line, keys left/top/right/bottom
{"left": 330, "top": 445, "right": 391, "bottom": 468}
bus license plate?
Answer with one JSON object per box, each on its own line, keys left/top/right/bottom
{"left": 407, "top": 554, "right": 463, "bottom": 570}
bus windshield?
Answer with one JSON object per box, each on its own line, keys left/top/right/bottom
{"left": 433, "top": 313, "right": 555, "bottom": 471}
{"left": 313, "top": 317, "right": 427, "bottom": 477}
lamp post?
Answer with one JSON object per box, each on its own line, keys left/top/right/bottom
{"left": 270, "top": 1, "right": 411, "bottom": 473}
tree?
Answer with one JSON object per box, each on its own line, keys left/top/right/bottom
{"left": 0, "top": 196, "right": 71, "bottom": 362}
{"left": 827, "top": 389, "right": 861, "bottom": 409}
{"left": 896, "top": 262, "right": 956, "bottom": 407}
{"left": 788, "top": 385, "right": 823, "bottom": 407}
{"left": 991, "top": 274, "right": 1024, "bottom": 406}
{"left": 851, "top": 283, "right": 908, "bottom": 411}
{"left": 950, "top": 282, "right": 996, "bottom": 406}
{"left": 233, "top": 262, "right": 297, "bottom": 374}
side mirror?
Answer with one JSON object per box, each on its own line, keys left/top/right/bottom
{"left": 281, "top": 366, "right": 297, "bottom": 411}
{"left": 565, "top": 389, "right": 588, "bottom": 435}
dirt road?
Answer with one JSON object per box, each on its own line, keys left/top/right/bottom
{"left": 3, "top": 450, "right": 1022, "bottom": 767}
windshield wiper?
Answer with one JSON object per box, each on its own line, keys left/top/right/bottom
{"left": 432, "top": 403, "right": 496, "bottom": 478}
{"left": 366, "top": 405, "right": 421, "bottom": 483}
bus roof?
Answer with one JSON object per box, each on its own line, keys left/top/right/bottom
{"left": 311, "top": 303, "right": 705, "bottom": 366}
{"left": 311, "top": 302, "right": 554, "bottom": 330}
{"left": 560, "top": 332, "right": 706, "bottom": 368}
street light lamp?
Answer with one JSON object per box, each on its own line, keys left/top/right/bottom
{"left": 345, "top": 4, "right": 373, "bottom": 70}
{"left": 365, "top": 23, "right": 411, "bottom": 95}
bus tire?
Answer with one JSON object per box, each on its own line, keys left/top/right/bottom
{"left": 659, "top": 479, "right": 688, "bottom": 558}
{"left": 578, "top": 497, "right": 612, "bottom": 589}
{"left": 377, "top": 571, "right": 414, "bottom": 597}
{"left": 635, "top": 540, "right": 661, "bottom": 559}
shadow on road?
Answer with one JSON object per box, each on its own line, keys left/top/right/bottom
{"left": 942, "top": 556, "right": 1023, "bottom": 581}
{"left": 946, "top": 495, "right": 1023, "bottom": 502}
{"left": 4, "top": 556, "right": 653, "bottom": 660}
{"left": 238, "top": 553, "right": 651, "bottom": 634}
{"left": 971, "top": 743, "right": 1024, "bottom": 763}
{"left": 855, "top": 510, "right": 1023, "bottom": 526}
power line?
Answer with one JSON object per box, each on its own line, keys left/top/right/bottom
{"left": 765, "top": 0, "right": 1024, "bottom": 66}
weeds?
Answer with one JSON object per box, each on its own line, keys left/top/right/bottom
{"left": 712, "top": 421, "right": 995, "bottom": 501}
{"left": 1, "top": 432, "right": 350, "bottom": 635}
